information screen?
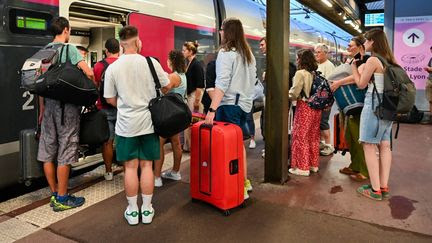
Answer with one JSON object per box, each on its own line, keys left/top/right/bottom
{"left": 16, "top": 16, "right": 47, "bottom": 30}
{"left": 365, "top": 13, "right": 384, "bottom": 27}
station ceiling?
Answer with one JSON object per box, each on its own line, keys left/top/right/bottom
{"left": 297, "top": 0, "right": 384, "bottom": 36}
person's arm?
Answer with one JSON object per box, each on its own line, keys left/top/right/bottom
{"left": 161, "top": 73, "right": 181, "bottom": 94}
{"left": 352, "top": 57, "right": 378, "bottom": 89}
{"left": 78, "top": 61, "right": 95, "bottom": 83}
{"left": 288, "top": 71, "right": 305, "bottom": 100}
{"left": 205, "top": 51, "right": 231, "bottom": 124}
{"left": 103, "top": 66, "right": 117, "bottom": 107}
{"left": 424, "top": 66, "right": 432, "bottom": 73}
{"left": 38, "top": 96, "right": 44, "bottom": 124}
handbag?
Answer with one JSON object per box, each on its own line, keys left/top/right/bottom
{"left": 80, "top": 107, "right": 110, "bottom": 145}
{"left": 35, "top": 45, "right": 99, "bottom": 106}
{"left": 253, "top": 79, "right": 265, "bottom": 102}
{"left": 146, "top": 57, "right": 192, "bottom": 138}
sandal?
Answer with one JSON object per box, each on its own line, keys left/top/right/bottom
{"left": 350, "top": 173, "right": 368, "bottom": 182}
{"left": 339, "top": 167, "right": 356, "bottom": 175}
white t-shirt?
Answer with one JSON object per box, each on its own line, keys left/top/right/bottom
{"left": 104, "top": 54, "right": 169, "bottom": 137}
{"left": 317, "top": 59, "right": 336, "bottom": 79}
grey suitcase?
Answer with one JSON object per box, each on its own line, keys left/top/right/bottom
{"left": 20, "top": 129, "right": 43, "bottom": 185}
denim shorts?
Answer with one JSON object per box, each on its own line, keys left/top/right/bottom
{"left": 101, "top": 108, "right": 117, "bottom": 140}
{"left": 359, "top": 92, "right": 393, "bottom": 144}
{"left": 215, "top": 105, "right": 249, "bottom": 139}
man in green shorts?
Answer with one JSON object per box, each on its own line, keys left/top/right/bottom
{"left": 104, "top": 26, "right": 170, "bottom": 225}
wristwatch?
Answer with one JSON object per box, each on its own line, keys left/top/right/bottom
{"left": 208, "top": 107, "right": 216, "bottom": 113}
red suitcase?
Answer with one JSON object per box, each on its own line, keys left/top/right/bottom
{"left": 190, "top": 121, "right": 245, "bottom": 216}
{"left": 333, "top": 113, "right": 349, "bottom": 155}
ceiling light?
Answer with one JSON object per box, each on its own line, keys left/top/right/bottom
{"left": 338, "top": 12, "right": 343, "bottom": 16}
{"left": 344, "top": 19, "right": 352, "bottom": 24}
{"left": 321, "top": 0, "right": 333, "bottom": 7}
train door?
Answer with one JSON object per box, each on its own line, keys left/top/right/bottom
{"left": 127, "top": 13, "right": 174, "bottom": 72}
{"left": 0, "top": 0, "right": 57, "bottom": 189}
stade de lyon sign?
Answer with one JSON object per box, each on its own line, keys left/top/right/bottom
{"left": 394, "top": 15, "right": 432, "bottom": 90}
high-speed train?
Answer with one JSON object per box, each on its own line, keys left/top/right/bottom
{"left": 0, "top": 0, "right": 350, "bottom": 189}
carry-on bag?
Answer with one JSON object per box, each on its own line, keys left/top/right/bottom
{"left": 190, "top": 121, "right": 245, "bottom": 216}
{"left": 80, "top": 107, "right": 110, "bottom": 145}
{"left": 20, "top": 129, "right": 43, "bottom": 185}
{"left": 35, "top": 45, "right": 99, "bottom": 106}
{"left": 146, "top": 57, "right": 192, "bottom": 138}
{"left": 333, "top": 113, "right": 349, "bottom": 155}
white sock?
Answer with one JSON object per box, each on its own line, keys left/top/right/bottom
{"left": 142, "top": 194, "right": 153, "bottom": 210}
{"left": 126, "top": 195, "right": 138, "bottom": 212}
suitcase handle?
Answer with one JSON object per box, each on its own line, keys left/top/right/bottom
{"left": 229, "top": 159, "right": 239, "bottom": 175}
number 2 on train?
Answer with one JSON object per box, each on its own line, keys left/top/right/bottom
{"left": 22, "top": 91, "right": 35, "bottom": 111}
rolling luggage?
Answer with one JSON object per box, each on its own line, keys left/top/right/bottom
{"left": 333, "top": 113, "right": 349, "bottom": 155}
{"left": 20, "top": 129, "right": 43, "bottom": 185}
{"left": 190, "top": 121, "right": 245, "bottom": 216}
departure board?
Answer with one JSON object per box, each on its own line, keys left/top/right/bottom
{"left": 365, "top": 13, "right": 384, "bottom": 27}
{"left": 16, "top": 16, "right": 47, "bottom": 30}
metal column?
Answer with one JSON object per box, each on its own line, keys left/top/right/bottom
{"left": 264, "top": 0, "right": 290, "bottom": 184}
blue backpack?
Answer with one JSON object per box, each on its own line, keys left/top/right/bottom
{"left": 305, "top": 71, "right": 334, "bottom": 110}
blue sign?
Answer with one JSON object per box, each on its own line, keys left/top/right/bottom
{"left": 365, "top": 13, "right": 384, "bottom": 27}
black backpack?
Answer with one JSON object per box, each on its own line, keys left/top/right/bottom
{"left": 146, "top": 57, "right": 192, "bottom": 138}
{"left": 35, "top": 45, "right": 98, "bottom": 106}
{"left": 98, "top": 59, "right": 114, "bottom": 108}
{"left": 305, "top": 71, "right": 334, "bottom": 110}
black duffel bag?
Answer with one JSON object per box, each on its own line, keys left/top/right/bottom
{"left": 146, "top": 57, "right": 192, "bottom": 138}
{"left": 80, "top": 107, "right": 110, "bottom": 145}
{"left": 35, "top": 45, "right": 99, "bottom": 107}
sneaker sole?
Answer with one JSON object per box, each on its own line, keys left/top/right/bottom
{"left": 53, "top": 203, "right": 84, "bottom": 212}
{"left": 357, "top": 188, "right": 382, "bottom": 201}
{"left": 161, "top": 176, "right": 181, "bottom": 181}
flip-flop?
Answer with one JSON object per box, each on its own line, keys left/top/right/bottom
{"left": 339, "top": 167, "right": 356, "bottom": 175}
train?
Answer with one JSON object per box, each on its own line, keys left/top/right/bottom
{"left": 0, "top": 0, "right": 350, "bottom": 189}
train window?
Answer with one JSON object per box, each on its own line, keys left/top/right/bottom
{"left": 9, "top": 8, "right": 52, "bottom": 35}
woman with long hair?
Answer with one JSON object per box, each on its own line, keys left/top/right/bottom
{"left": 331, "top": 36, "right": 369, "bottom": 181}
{"left": 182, "top": 41, "right": 205, "bottom": 152}
{"left": 352, "top": 28, "right": 395, "bottom": 200}
{"left": 204, "top": 18, "right": 256, "bottom": 200}
{"left": 154, "top": 50, "right": 187, "bottom": 187}
{"left": 288, "top": 49, "right": 321, "bottom": 176}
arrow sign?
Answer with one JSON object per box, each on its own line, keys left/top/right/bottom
{"left": 408, "top": 33, "right": 420, "bottom": 43}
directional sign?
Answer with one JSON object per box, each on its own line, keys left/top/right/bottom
{"left": 402, "top": 28, "right": 424, "bottom": 47}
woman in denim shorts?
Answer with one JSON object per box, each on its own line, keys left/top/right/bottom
{"left": 351, "top": 29, "right": 396, "bottom": 201}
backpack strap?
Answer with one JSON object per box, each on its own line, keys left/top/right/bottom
{"left": 145, "top": 57, "right": 161, "bottom": 97}
{"left": 100, "top": 59, "right": 110, "bottom": 82}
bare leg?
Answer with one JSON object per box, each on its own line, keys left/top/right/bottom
{"left": 154, "top": 137, "right": 166, "bottom": 178}
{"left": 171, "top": 133, "right": 182, "bottom": 172}
{"left": 124, "top": 159, "right": 139, "bottom": 197}
{"left": 362, "top": 143, "right": 380, "bottom": 191}
{"left": 139, "top": 160, "right": 154, "bottom": 195}
{"left": 243, "top": 146, "right": 247, "bottom": 178}
{"left": 102, "top": 139, "right": 114, "bottom": 173}
{"left": 43, "top": 162, "right": 57, "bottom": 193}
{"left": 322, "top": 129, "right": 331, "bottom": 145}
{"left": 378, "top": 141, "right": 392, "bottom": 188}
{"left": 57, "top": 165, "right": 71, "bottom": 196}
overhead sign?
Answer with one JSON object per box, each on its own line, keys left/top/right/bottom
{"left": 365, "top": 13, "right": 384, "bottom": 27}
{"left": 394, "top": 16, "right": 432, "bottom": 89}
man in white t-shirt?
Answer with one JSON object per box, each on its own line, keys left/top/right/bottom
{"left": 104, "top": 26, "right": 169, "bottom": 225}
{"left": 315, "top": 44, "right": 336, "bottom": 156}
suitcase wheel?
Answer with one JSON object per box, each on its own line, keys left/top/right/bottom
{"left": 341, "top": 151, "right": 347, "bottom": 156}
{"left": 223, "top": 210, "right": 231, "bottom": 216}
{"left": 24, "top": 180, "right": 32, "bottom": 187}
{"left": 191, "top": 198, "right": 199, "bottom": 203}
{"left": 239, "top": 201, "right": 246, "bottom": 208}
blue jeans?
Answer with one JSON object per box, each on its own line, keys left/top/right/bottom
{"left": 215, "top": 105, "right": 249, "bottom": 139}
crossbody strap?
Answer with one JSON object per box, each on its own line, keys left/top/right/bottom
{"left": 145, "top": 57, "right": 161, "bottom": 97}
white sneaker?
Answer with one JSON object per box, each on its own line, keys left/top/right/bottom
{"left": 161, "top": 170, "right": 181, "bottom": 181}
{"left": 320, "top": 144, "right": 335, "bottom": 156}
{"left": 244, "top": 188, "right": 250, "bottom": 200}
{"left": 249, "top": 139, "right": 256, "bottom": 149}
{"left": 261, "top": 149, "right": 265, "bottom": 159}
{"left": 154, "top": 177, "right": 163, "bottom": 187}
{"left": 104, "top": 172, "right": 113, "bottom": 181}
{"left": 310, "top": 167, "right": 319, "bottom": 173}
{"left": 319, "top": 141, "right": 326, "bottom": 150}
{"left": 289, "top": 168, "right": 310, "bottom": 176}
{"left": 124, "top": 207, "right": 139, "bottom": 225}
{"left": 141, "top": 205, "right": 155, "bottom": 224}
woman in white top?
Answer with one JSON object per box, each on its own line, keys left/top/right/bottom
{"left": 204, "top": 17, "right": 257, "bottom": 200}
{"left": 352, "top": 28, "right": 395, "bottom": 201}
